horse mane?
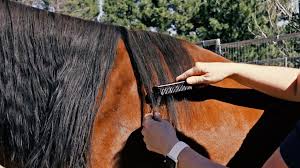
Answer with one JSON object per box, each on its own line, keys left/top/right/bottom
{"left": 0, "top": 0, "right": 196, "bottom": 167}
{"left": 123, "top": 30, "right": 194, "bottom": 124}
{"left": 0, "top": 0, "right": 121, "bottom": 167}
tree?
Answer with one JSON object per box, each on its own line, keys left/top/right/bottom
{"left": 15, "top": 0, "right": 298, "bottom": 43}
{"left": 13, "top": 0, "right": 300, "bottom": 67}
{"left": 285, "top": 13, "right": 300, "bottom": 33}
{"left": 103, "top": 0, "right": 201, "bottom": 38}
{"left": 60, "top": 0, "right": 99, "bottom": 20}
{"left": 15, "top": 0, "right": 100, "bottom": 21}
{"left": 103, "top": 0, "right": 295, "bottom": 43}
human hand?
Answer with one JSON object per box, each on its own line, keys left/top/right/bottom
{"left": 142, "top": 113, "right": 179, "bottom": 156}
{"left": 176, "top": 62, "right": 234, "bottom": 85}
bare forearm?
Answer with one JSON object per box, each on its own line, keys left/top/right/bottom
{"left": 229, "top": 63, "right": 300, "bottom": 102}
{"left": 178, "top": 147, "right": 225, "bottom": 168}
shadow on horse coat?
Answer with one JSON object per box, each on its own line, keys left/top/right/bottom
{"left": 0, "top": 1, "right": 300, "bottom": 168}
{"left": 114, "top": 128, "right": 209, "bottom": 168}
{"left": 113, "top": 86, "right": 300, "bottom": 168}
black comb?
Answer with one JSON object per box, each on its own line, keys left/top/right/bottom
{"left": 152, "top": 81, "right": 193, "bottom": 96}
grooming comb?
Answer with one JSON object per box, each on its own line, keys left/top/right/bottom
{"left": 152, "top": 81, "right": 193, "bottom": 96}
{"left": 151, "top": 81, "right": 193, "bottom": 118}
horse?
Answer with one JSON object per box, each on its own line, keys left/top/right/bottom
{"left": 1, "top": 1, "right": 300, "bottom": 168}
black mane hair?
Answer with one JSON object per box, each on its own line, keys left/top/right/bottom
{"left": 0, "top": 0, "right": 120, "bottom": 167}
{"left": 0, "top": 0, "right": 196, "bottom": 167}
{"left": 123, "top": 30, "right": 194, "bottom": 125}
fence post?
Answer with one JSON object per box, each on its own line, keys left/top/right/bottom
{"left": 284, "top": 57, "right": 288, "bottom": 67}
{"left": 215, "top": 39, "right": 221, "bottom": 55}
{"left": 196, "top": 38, "right": 222, "bottom": 54}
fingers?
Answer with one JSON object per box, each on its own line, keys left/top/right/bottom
{"left": 176, "top": 66, "right": 202, "bottom": 81}
{"left": 143, "top": 113, "right": 153, "bottom": 121}
{"left": 186, "top": 75, "right": 211, "bottom": 85}
{"left": 143, "top": 137, "right": 155, "bottom": 152}
{"left": 153, "top": 112, "right": 161, "bottom": 121}
{"left": 142, "top": 112, "right": 161, "bottom": 128}
{"left": 142, "top": 113, "right": 153, "bottom": 128}
{"left": 142, "top": 113, "right": 156, "bottom": 141}
{"left": 143, "top": 112, "right": 161, "bottom": 121}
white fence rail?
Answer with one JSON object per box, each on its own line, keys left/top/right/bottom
{"left": 197, "top": 32, "right": 300, "bottom": 68}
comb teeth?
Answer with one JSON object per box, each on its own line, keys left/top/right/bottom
{"left": 153, "top": 81, "right": 193, "bottom": 96}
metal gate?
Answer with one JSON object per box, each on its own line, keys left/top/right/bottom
{"left": 196, "top": 32, "right": 300, "bottom": 68}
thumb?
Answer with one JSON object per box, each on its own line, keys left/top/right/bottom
{"left": 186, "top": 75, "right": 210, "bottom": 85}
{"left": 153, "top": 112, "right": 162, "bottom": 121}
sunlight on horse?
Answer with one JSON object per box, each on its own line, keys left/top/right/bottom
{"left": 1, "top": 1, "right": 300, "bottom": 168}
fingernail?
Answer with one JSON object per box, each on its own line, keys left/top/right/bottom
{"left": 144, "top": 113, "right": 153, "bottom": 118}
{"left": 154, "top": 112, "right": 161, "bottom": 116}
{"left": 186, "top": 78, "right": 192, "bottom": 84}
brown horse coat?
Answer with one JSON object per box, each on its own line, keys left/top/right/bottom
{"left": 1, "top": 1, "right": 300, "bottom": 168}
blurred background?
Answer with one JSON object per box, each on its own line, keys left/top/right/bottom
{"left": 14, "top": 0, "right": 300, "bottom": 68}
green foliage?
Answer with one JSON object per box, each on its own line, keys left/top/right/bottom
{"left": 62, "top": 0, "right": 99, "bottom": 20}
{"left": 102, "top": 0, "right": 300, "bottom": 67}
{"left": 285, "top": 13, "right": 300, "bottom": 33}
{"left": 103, "top": 0, "right": 201, "bottom": 35}
{"left": 103, "top": 0, "right": 287, "bottom": 43}
{"left": 17, "top": 0, "right": 300, "bottom": 66}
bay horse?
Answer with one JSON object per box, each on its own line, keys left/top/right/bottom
{"left": 0, "top": 1, "right": 299, "bottom": 168}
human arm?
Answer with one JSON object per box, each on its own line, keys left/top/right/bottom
{"left": 142, "top": 113, "right": 289, "bottom": 168}
{"left": 262, "top": 148, "right": 288, "bottom": 168}
{"left": 176, "top": 62, "right": 300, "bottom": 102}
{"left": 177, "top": 147, "right": 225, "bottom": 168}
{"left": 142, "top": 113, "right": 225, "bottom": 168}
